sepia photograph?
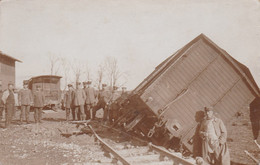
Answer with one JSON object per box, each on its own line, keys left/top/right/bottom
{"left": 0, "top": 0, "right": 259, "bottom": 164}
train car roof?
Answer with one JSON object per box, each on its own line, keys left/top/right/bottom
{"left": 30, "top": 75, "right": 62, "bottom": 80}
{"left": 133, "top": 33, "right": 260, "bottom": 97}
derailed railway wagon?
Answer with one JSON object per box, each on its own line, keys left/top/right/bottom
{"left": 115, "top": 34, "right": 260, "bottom": 153}
{"left": 28, "top": 75, "right": 62, "bottom": 110}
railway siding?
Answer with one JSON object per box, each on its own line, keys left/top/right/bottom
{"left": 87, "top": 122, "right": 196, "bottom": 165}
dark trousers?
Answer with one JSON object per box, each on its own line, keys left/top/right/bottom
{"left": 75, "top": 105, "right": 85, "bottom": 121}
{"left": 34, "top": 107, "right": 42, "bottom": 123}
{"left": 20, "top": 105, "right": 30, "bottom": 122}
{"left": 5, "top": 103, "right": 14, "bottom": 127}
{"left": 72, "top": 108, "right": 76, "bottom": 121}
{"left": 0, "top": 107, "right": 4, "bottom": 120}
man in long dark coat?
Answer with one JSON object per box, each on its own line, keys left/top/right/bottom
{"left": 64, "top": 84, "right": 74, "bottom": 121}
{"left": 33, "top": 85, "right": 45, "bottom": 123}
{"left": 18, "top": 80, "right": 33, "bottom": 124}
{"left": 199, "top": 106, "right": 230, "bottom": 165}
{"left": 2, "top": 82, "right": 15, "bottom": 128}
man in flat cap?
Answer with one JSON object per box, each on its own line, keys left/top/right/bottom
{"left": 18, "top": 80, "right": 33, "bottom": 124}
{"left": 64, "top": 84, "right": 75, "bottom": 121}
{"left": 1, "top": 82, "right": 15, "bottom": 128}
{"left": 199, "top": 106, "right": 230, "bottom": 165}
{"left": 0, "top": 82, "right": 4, "bottom": 121}
{"left": 73, "top": 82, "right": 86, "bottom": 121}
{"left": 84, "top": 80, "right": 97, "bottom": 120}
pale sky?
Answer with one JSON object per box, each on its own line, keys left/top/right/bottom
{"left": 0, "top": 0, "right": 259, "bottom": 89}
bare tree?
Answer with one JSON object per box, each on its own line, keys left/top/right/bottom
{"left": 60, "top": 58, "right": 71, "bottom": 90}
{"left": 70, "top": 59, "right": 86, "bottom": 86}
{"left": 84, "top": 63, "right": 91, "bottom": 82}
{"left": 97, "top": 62, "right": 105, "bottom": 90}
{"left": 49, "top": 54, "right": 60, "bottom": 75}
{"left": 105, "top": 56, "right": 121, "bottom": 88}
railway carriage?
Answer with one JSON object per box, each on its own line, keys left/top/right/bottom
{"left": 115, "top": 34, "right": 260, "bottom": 153}
{"left": 28, "top": 75, "right": 62, "bottom": 110}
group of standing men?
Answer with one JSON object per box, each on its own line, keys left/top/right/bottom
{"left": 64, "top": 80, "right": 127, "bottom": 123}
{"left": 0, "top": 80, "right": 45, "bottom": 128}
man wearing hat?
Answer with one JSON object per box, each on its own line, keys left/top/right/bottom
{"left": 64, "top": 84, "right": 75, "bottom": 121}
{"left": 84, "top": 80, "right": 97, "bottom": 120}
{"left": 199, "top": 106, "right": 230, "bottom": 165}
{"left": 33, "top": 85, "right": 45, "bottom": 123}
{"left": 1, "top": 82, "right": 15, "bottom": 128}
{"left": 0, "top": 81, "right": 4, "bottom": 121}
{"left": 18, "top": 80, "right": 33, "bottom": 124}
{"left": 73, "top": 82, "right": 86, "bottom": 121}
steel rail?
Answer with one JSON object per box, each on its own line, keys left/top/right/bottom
{"left": 149, "top": 143, "right": 195, "bottom": 165}
{"left": 100, "top": 123, "right": 195, "bottom": 165}
{"left": 87, "top": 124, "right": 131, "bottom": 165}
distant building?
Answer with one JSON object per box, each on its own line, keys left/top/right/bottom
{"left": 0, "top": 51, "right": 22, "bottom": 89}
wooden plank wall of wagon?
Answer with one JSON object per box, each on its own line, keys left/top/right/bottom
{"left": 161, "top": 53, "right": 239, "bottom": 136}
{"left": 160, "top": 40, "right": 253, "bottom": 138}
{"left": 140, "top": 39, "right": 218, "bottom": 115}
{"left": 213, "top": 79, "right": 255, "bottom": 123}
{"left": 182, "top": 78, "right": 255, "bottom": 152}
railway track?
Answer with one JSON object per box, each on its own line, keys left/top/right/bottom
{"left": 86, "top": 122, "right": 196, "bottom": 165}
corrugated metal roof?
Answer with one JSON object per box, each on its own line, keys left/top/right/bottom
{"left": 133, "top": 33, "right": 260, "bottom": 97}
{"left": 0, "top": 51, "right": 22, "bottom": 62}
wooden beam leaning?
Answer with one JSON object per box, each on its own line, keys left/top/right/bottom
{"left": 87, "top": 124, "right": 131, "bottom": 165}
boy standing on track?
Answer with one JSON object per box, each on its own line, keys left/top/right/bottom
{"left": 33, "top": 85, "right": 45, "bottom": 123}
{"left": 18, "top": 80, "right": 33, "bottom": 124}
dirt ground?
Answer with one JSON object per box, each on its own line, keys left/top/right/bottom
{"left": 225, "top": 106, "right": 260, "bottom": 165}
{"left": 0, "top": 108, "right": 259, "bottom": 165}
{"left": 0, "top": 109, "right": 110, "bottom": 165}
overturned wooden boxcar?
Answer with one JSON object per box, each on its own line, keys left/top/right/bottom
{"left": 115, "top": 34, "right": 260, "bottom": 153}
